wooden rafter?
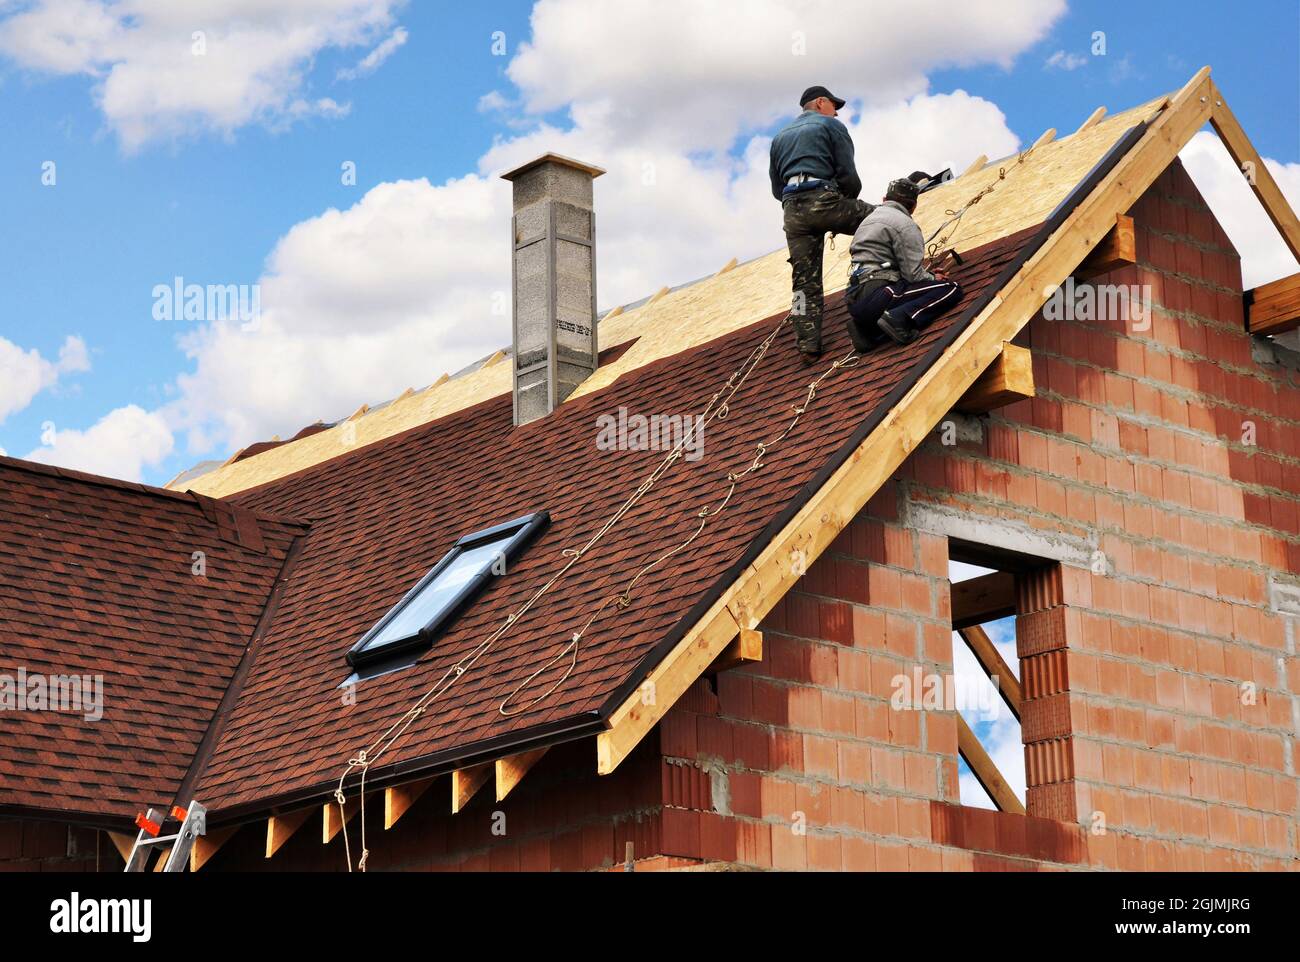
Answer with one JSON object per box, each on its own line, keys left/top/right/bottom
{"left": 961, "top": 154, "right": 988, "bottom": 178}
{"left": 951, "top": 571, "right": 1016, "bottom": 629}
{"left": 1208, "top": 81, "right": 1300, "bottom": 264}
{"left": 107, "top": 831, "right": 134, "bottom": 864}
{"left": 594, "top": 67, "right": 1217, "bottom": 777}
{"left": 715, "top": 258, "right": 738, "bottom": 276}
{"left": 266, "top": 808, "right": 313, "bottom": 857}
{"left": 707, "top": 627, "right": 763, "bottom": 675}
{"left": 495, "top": 748, "right": 549, "bottom": 802}
{"left": 323, "top": 798, "right": 359, "bottom": 844}
{"left": 1076, "top": 106, "right": 1107, "bottom": 134}
{"left": 1245, "top": 271, "right": 1300, "bottom": 336}
{"left": 190, "top": 826, "right": 237, "bottom": 872}
{"left": 1075, "top": 214, "right": 1136, "bottom": 279}
{"left": 385, "top": 776, "right": 435, "bottom": 829}
{"left": 1032, "top": 127, "right": 1057, "bottom": 149}
{"left": 451, "top": 763, "right": 492, "bottom": 813}
{"left": 954, "top": 342, "right": 1034, "bottom": 414}
{"left": 957, "top": 712, "right": 1026, "bottom": 814}
{"left": 957, "top": 625, "right": 1022, "bottom": 718}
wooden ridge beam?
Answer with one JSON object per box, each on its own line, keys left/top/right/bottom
{"left": 957, "top": 713, "right": 1026, "bottom": 814}
{"left": 707, "top": 627, "right": 763, "bottom": 675}
{"left": 958, "top": 625, "right": 1022, "bottom": 719}
{"left": 594, "top": 67, "right": 1216, "bottom": 778}
{"left": 385, "top": 776, "right": 435, "bottom": 829}
{"left": 266, "top": 807, "right": 313, "bottom": 858}
{"left": 954, "top": 342, "right": 1034, "bottom": 414}
{"left": 190, "top": 826, "right": 237, "bottom": 872}
{"left": 1076, "top": 106, "right": 1107, "bottom": 134}
{"left": 1209, "top": 81, "right": 1300, "bottom": 264}
{"left": 495, "top": 749, "right": 549, "bottom": 802}
{"left": 452, "top": 763, "right": 492, "bottom": 814}
{"left": 1245, "top": 271, "right": 1300, "bottom": 336}
{"left": 951, "top": 571, "right": 1016, "bottom": 629}
{"left": 1075, "top": 213, "right": 1136, "bottom": 279}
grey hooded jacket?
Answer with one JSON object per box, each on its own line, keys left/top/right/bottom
{"left": 848, "top": 200, "right": 933, "bottom": 283}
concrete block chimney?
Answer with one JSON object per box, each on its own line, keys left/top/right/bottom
{"left": 502, "top": 153, "right": 605, "bottom": 426}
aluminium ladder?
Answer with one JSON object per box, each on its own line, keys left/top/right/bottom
{"left": 123, "top": 799, "right": 207, "bottom": 872}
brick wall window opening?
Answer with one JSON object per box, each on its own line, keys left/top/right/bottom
{"left": 949, "top": 557, "right": 1025, "bottom": 813}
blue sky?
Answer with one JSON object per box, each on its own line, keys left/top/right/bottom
{"left": 1, "top": 0, "right": 1296, "bottom": 487}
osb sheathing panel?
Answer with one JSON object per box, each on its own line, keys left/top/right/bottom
{"left": 175, "top": 96, "right": 1167, "bottom": 500}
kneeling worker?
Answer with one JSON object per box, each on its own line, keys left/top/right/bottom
{"left": 845, "top": 175, "right": 961, "bottom": 349}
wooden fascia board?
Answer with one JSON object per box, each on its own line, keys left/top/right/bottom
{"left": 1208, "top": 81, "right": 1300, "bottom": 265}
{"left": 594, "top": 68, "right": 1216, "bottom": 777}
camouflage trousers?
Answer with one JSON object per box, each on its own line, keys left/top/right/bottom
{"left": 782, "top": 187, "right": 873, "bottom": 353}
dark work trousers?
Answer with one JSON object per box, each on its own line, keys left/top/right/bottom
{"left": 846, "top": 276, "right": 963, "bottom": 346}
{"left": 782, "top": 186, "right": 872, "bottom": 353}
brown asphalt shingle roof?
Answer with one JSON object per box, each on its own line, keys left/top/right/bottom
{"left": 0, "top": 460, "right": 304, "bottom": 822}
{"left": 191, "top": 224, "right": 1042, "bottom": 816}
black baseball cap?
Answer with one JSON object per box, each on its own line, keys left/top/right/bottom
{"left": 800, "top": 85, "right": 846, "bottom": 109}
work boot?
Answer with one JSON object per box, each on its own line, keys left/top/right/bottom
{"left": 877, "top": 310, "right": 918, "bottom": 345}
{"left": 846, "top": 317, "right": 880, "bottom": 354}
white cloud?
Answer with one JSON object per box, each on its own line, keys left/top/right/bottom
{"left": 0, "top": 0, "right": 403, "bottom": 150}
{"left": 1045, "top": 49, "right": 1087, "bottom": 71}
{"left": 25, "top": 403, "right": 173, "bottom": 481}
{"left": 0, "top": 334, "right": 90, "bottom": 424}
{"left": 1180, "top": 131, "right": 1300, "bottom": 289}
{"left": 507, "top": 0, "right": 1067, "bottom": 151}
{"left": 337, "top": 24, "right": 405, "bottom": 80}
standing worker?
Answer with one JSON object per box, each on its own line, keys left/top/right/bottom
{"left": 770, "top": 85, "right": 873, "bottom": 361}
{"left": 844, "top": 174, "right": 962, "bottom": 351}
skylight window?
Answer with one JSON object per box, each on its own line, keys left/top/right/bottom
{"left": 346, "top": 511, "right": 549, "bottom": 678}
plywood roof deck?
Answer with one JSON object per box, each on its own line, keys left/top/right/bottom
{"left": 174, "top": 97, "right": 1168, "bottom": 500}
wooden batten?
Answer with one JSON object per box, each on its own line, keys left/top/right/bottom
{"left": 190, "top": 826, "right": 237, "bottom": 872}
{"left": 495, "top": 749, "right": 549, "bottom": 802}
{"left": 954, "top": 343, "right": 1034, "bottom": 414}
{"left": 1245, "top": 271, "right": 1300, "bottom": 336}
{"left": 266, "top": 807, "right": 314, "bottom": 858}
{"left": 451, "top": 764, "right": 492, "bottom": 814}
{"left": 951, "top": 571, "right": 1016, "bottom": 628}
{"left": 957, "top": 713, "right": 1026, "bottom": 814}
{"left": 707, "top": 627, "right": 763, "bottom": 675}
{"left": 385, "top": 776, "right": 435, "bottom": 829}
{"left": 1074, "top": 214, "right": 1136, "bottom": 279}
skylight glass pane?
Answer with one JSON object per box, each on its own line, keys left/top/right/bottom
{"left": 362, "top": 537, "right": 507, "bottom": 653}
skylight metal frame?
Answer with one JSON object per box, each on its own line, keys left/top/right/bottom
{"left": 346, "top": 510, "right": 550, "bottom": 674}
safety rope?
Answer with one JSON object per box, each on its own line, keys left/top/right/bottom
{"left": 924, "top": 145, "right": 1038, "bottom": 263}
{"left": 334, "top": 310, "right": 821, "bottom": 870}
{"left": 331, "top": 142, "right": 1044, "bottom": 871}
